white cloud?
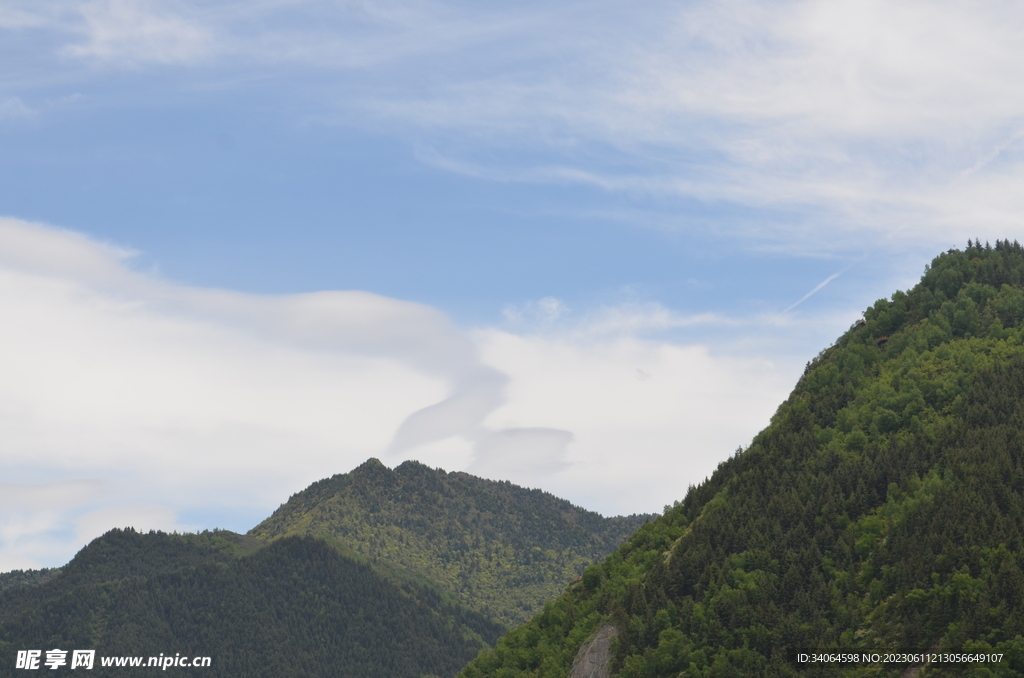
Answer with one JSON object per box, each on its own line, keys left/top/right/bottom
{"left": 0, "top": 480, "right": 105, "bottom": 510}
{"left": 468, "top": 328, "right": 791, "bottom": 514}
{"left": 65, "top": 0, "right": 214, "bottom": 65}
{"left": 75, "top": 504, "right": 192, "bottom": 544}
{"left": 0, "top": 217, "right": 490, "bottom": 565}
{"left": 502, "top": 296, "right": 569, "bottom": 326}
{"left": 0, "top": 480, "right": 105, "bottom": 570}
{"left": 0, "top": 218, "right": 814, "bottom": 566}
{"left": 469, "top": 428, "right": 573, "bottom": 479}
{"left": 0, "top": 498, "right": 194, "bottom": 571}
{"left": 387, "top": 370, "right": 507, "bottom": 454}
{"left": 0, "top": 3, "right": 68, "bottom": 30}
{"left": 0, "top": 97, "right": 33, "bottom": 121}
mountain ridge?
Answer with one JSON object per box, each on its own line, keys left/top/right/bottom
{"left": 250, "top": 458, "right": 655, "bottom": 626}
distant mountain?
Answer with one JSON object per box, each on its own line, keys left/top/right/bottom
{"left": 0, "top": 463, "right": 649, "bottom": 676}
{"left": 250, "top": 458, "right": 654, "bottom": 626}
{"left": 0, "top": 528, "right": 502, "bottom": 678}
{"left": 461, "top": 241, "right": 1024, "bottom": 677}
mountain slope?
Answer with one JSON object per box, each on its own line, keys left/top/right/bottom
{"left": 0, "top": 529, "right": 502, "bottom": 678}
{"left": 460, "top": 240, "right": 1024, "bottom": 677}
{"left": 0, "top": 462, "right": 649, "bottom": 676}
{"left": 250, "top": 458, "right": 654, "bottom": 626}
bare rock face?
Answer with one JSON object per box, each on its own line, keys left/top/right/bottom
{"left": 568, "top": 623, "right": 618, "bottom": 678}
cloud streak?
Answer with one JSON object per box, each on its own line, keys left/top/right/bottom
{"left": 783, "top": 272, "right": 846, "bottom": 314}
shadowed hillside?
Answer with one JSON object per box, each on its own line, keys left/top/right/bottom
{"left": 0, "top": 529, "right": 502, "bottom": 678}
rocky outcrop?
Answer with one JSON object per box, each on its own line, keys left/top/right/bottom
{"left": 568, "top": 623, "right": 618, "bottom": 678}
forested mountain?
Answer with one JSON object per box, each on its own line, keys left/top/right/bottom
{"left": 1, "top": 463, "right": 648, "bottom": 676}
{"left": 0, "top": 529, "right": 503, "bottom": 678}
{"left": 460, "top": 241, "right": 1024, "bottom": 678}
{"left": 250, "top": 458, "right": 654, "bottom": 626}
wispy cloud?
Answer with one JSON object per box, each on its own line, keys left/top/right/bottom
{"left": 363, "top": 1, "right": 1024, "bottom": 249}
{"left": 65, "top": 0, "right": 215, "bottom": 65}
{"left": 0, "top": 97, "right": 33, "bottom": 121}
{"left": 6, "top": 0, "right": 1024, "bottom": 251}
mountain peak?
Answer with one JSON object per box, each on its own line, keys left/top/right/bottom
{"left": 250, "top": 461, "right": 655, "bottom": 626}
{"left": 354, "top": 457, "right": 387, "bottom": 470}
{"left": 349, "top": 457, "right": 391, "bottom": 479}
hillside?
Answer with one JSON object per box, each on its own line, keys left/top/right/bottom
{"left": 250, "top": 458, "right": 654, "bottom": 626}
{"left": 0, "top": 529, "right": 502, "bottom": 678}
{"left": 0, "top": 463, "right": 650, "bottom": 676}
{"left": 460, "top": 240, "right": 1024, "bottom": 677}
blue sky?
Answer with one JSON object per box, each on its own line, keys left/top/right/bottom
{"left": 2, "top": 0, "right": 1022, "bottom": 569}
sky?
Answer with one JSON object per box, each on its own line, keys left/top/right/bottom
{"left": 2, "top": 0, "right": 1023, "bottom": 570}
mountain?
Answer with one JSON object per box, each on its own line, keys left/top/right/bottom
{"left": 0, "top": 463, "right": 649, "bottom": 676}
{"left": 250, "top": 458, "right": 654, "bottom": 626}
{"left": 460, "top": 240, "right": 1024, "bottom": 678}
{"left": 0, "top": 528, "right": 502, "bottom": 678}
